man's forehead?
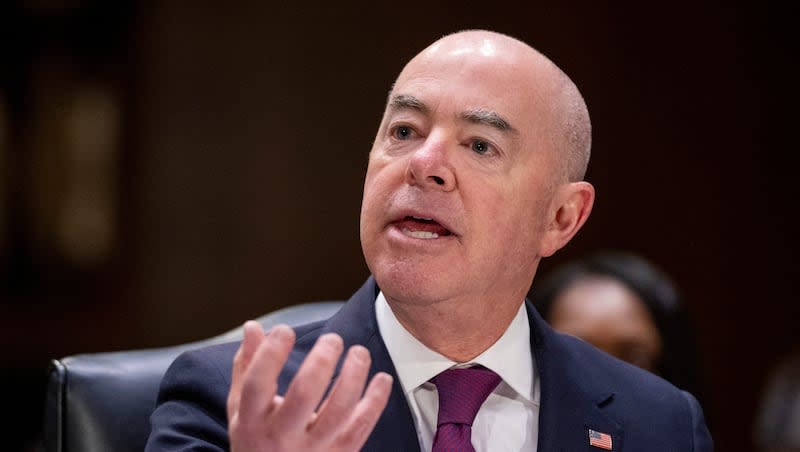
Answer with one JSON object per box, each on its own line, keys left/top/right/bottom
{"left": 393, "top": 43, "right": 542, "bottom": 104}
{"left": 383, "top": 37, "right": 559, "bottom": 136}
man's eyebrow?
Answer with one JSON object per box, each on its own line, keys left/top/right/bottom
{"left": 461, "top": 109, "right": 518, "bottom": 134}
{"left": 388, "top": 94, "right": 429, "bottom": 113}
{"left": 387, "top": 96, "right": 516, "bottom": 134}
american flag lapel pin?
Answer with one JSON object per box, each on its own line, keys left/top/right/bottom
{"left": 588, "top": 428, "right": 613, "bottom": 450}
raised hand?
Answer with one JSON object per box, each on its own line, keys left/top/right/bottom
{"left": 227, "top": 321, "right": 393, "bottom": 451}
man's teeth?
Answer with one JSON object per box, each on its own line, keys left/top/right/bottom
{"left": 412, "top": 216, "right": 433, "bottom": 221}
{"left": 402, "top": 228, "right": 439, "bottom": 239}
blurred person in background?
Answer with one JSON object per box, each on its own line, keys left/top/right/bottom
{"left": 530, "top": 250, "right": 705, "bottom": 401}
{"left": 754, "top": 346, "right": 800, "bottom": 452}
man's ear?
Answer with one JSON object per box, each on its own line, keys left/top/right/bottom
{"left": 539, "top": 181, "right": 594, "bottom": 257}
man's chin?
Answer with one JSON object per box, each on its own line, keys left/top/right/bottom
{"left": 373, "top": 266, "right": 458, "bottom": 305}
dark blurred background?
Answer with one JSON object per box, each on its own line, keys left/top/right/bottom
{"left": 1, "top": 1, "right": 797, "bottom": 451}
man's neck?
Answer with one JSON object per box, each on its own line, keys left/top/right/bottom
{"left": 384, "top": 291, "right": 526, "bottom": 362}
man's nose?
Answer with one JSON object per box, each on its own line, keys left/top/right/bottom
{"left": 405, "top": 135, "right": 456, "bottom": 191}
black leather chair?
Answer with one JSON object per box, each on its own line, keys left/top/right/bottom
{"left": 44, "top": 301, "right": 344, "bottom": 452}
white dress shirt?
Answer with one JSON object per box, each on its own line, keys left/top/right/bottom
{"left": 375, "top": 292, "right": 540, "bottom": 451}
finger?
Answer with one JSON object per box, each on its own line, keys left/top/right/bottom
{"left": 227, "top": 321, "right": 265, "bottom": 417}
{"left": 237, "top": 324, "right": 296, "bottom": 422}
{"left": 335, "top": 372, "right": 393, "bottom": 450}
{"left": 310, "top": 345, "right": 372, "bottom": 439}
{"left": 277, "top": 333, "right": 344, "bottom": 432}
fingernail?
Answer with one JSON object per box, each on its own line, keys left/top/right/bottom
{"left": 319, "top": 333, "right": 343, "bottom": 349}
{"left": 380, "top": 372, "right": 393, "bottom": 385}
{"left": 350, "top": 345, "right": 369, "bottom": 363}
{"left": 272, "top": 325, "right": 293, "bottom": 342}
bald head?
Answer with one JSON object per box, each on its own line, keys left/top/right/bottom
{"left": 393, "top": 30, "right": 591, "bottom": 182}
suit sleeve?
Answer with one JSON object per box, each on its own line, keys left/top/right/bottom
{"left": 145, "top": 349, "right": 232, "bottom": 451}
{"left": 682, "top": 390, "right": 714, "bottom": 451}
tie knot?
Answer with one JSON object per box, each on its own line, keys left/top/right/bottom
{"left": 431, "top": 366, "right": 502, "bottom": 427}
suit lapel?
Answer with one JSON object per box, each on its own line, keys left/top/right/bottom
{"left": 322, "top": 280, "right": 626, "bottom": 451}
{"left": 324, "top": 278, "right": 421, "bottom": 452}
{"left": 361, "top": 332, "right": 421, "bottom": 452}
{"left": 527, "top": 301, "right": 624, "bottom": 452}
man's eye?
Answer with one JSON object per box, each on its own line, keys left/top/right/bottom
{"left": 471, "top": 140, "right": 490, "bottom": 154}
{"left": 393, "top": 126, "right": 412, "bottom": 140}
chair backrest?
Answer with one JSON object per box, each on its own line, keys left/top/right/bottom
{"left": 44, "top": 301, "right": 344, "bottom": 452}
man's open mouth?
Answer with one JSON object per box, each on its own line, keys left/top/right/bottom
{"left": 394, "top": 216, "right": 453, "bottom": 239}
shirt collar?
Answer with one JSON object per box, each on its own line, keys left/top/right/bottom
{"left": 375, "top": 291, "right": 535, "bottom": 403}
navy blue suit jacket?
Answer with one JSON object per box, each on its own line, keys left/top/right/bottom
{"left": 146, "top": 277, "right": 713, "bottom": 451}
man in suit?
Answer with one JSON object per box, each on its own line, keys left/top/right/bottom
{"left": 146, "top": 30, "right": 713, "bottom": 451}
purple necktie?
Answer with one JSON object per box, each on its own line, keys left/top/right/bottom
{"left": 430, "top": 366, "right": 502, "bottom": 452}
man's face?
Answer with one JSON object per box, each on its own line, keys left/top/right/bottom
{"left": 360, "top": 37, "right": 564, "bottom": 306}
